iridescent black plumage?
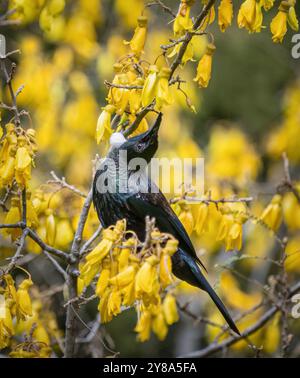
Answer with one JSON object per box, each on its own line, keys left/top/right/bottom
{"left": 93, "top": 114, "right": 239, "bottom": 335}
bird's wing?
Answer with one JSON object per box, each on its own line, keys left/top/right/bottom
{"left": 126, "top": 188, "right": 207, "bottom": 272}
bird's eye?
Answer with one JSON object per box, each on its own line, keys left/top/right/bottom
{"left": 136, "top": 143, "right": 144, "bottom": 152}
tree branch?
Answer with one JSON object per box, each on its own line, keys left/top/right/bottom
{"left": 179, "top": 281, "right": 300, "bottom": 358}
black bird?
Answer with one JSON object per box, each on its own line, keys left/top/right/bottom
{"left": 93, "top": 113, "right": 239, "bottom": 335}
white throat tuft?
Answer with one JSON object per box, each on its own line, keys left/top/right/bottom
{"left": 110, "top": 132, "right": 127, "bottom": 148}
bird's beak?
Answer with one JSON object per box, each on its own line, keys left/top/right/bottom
{"left": 126, "top": 113, "right": 162, "bottom": 144}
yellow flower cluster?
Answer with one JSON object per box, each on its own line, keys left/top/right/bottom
{"left": 79, "top": 220, "right": 180, "bottom": 341}
{"left": 0, "top": 275, "right": 33, "bottom": 349}
{"left": 173, "top": 198, "right": 249, "bottom": 252}
{"left": 1, "top": 274, "right": 60, "bottom": 357}
{"left": 0, "top": 124, "right": 37, "bottom": 190}
{"left": 9, "top": 0, "right": 65, "bottom": 32}
{"left": 237, "top": 0, "right": 299, "bottom": 40}
{"left": 267, "top": 82, "right": 300, "bottom": 163}
{"left": 97, "top": 56, "right": 175, "bottom": 143}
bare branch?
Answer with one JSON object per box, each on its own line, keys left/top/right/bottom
{"left": 48, "top": 171, "right": 87, "bottom": 198}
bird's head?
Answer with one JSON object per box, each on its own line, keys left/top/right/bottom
{"left": 111, "top": 113, "right": 162, "bottom": 165}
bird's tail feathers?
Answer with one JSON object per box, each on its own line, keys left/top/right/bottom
{"left": 181, "top": 251, "right": 240, "bottom": 335}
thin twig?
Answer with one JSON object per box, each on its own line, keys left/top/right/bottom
{"left": 48, "top": 171, "right": 87, "bottom": 198}
{"left": 179, "top": 281, "right": 300, "bottom": 358}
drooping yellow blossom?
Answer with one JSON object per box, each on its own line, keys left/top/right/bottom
{"left": 96, "top": 104, "right": 115, "bottom": 144}
{"left": 124, "top": 16, "right": 148, "bottom": 55}
{"left": 172, "top": 200, "right": 194, "bottom": 236}
{"left": 287, "top": 2, "right": 299, "bottom": 31}
{"left": 16, "top": 279, "right": 33, "bottom": 320}
{"left": 26, "top": 191, "right": 39, "bottom": 229}
{"left": 107, "top": 63, "right": 130, "bottom": 115}
{"left": 0, "top": 147, "right": 16, "bottom": 188}
{"left": 270, "top": 1, "right": 289, "bottom": 43}
{"left": 218, "top": 0, "right": 233, "bottom": 32}
{"left": 107, "top": 289, "right": 122, "bottom": 317}
{"left": 194, "top": 202, "right": 209, "bottom": 235}
{"left": 80, "top": 220, "right": 126, "bottom": 286}
{"left": 45, "top": 208, "right": 56, "bottom": 246}
{"left": 163, "top": 294, "right": 179, "bottom": 325}
{"left": 3, "top": 197, "right": 21, "bottom": 241}
{"left": 129, "top": 77, "right": 144, "bottom": 114}
{"left": 168, "top": 40, "right": 195, "bottom": 66}
{"left": 173, "top": 0, "right": 194, "bottom": 36}
{"left": 238, "top": 0, "right": 263, "bottom": 33}
{"left": 217, "top": 207, "right": 248, "bottom": 251}
{"left": 135, "top": 255, "right": 159, "bottom": 296}
{"left": 156, "top": 67, "right": 173, "bottom": 110}
{"left": 15, "top": 137, "right": 32, "bottom": 189}
{"left": 0, "top": 297, "right": 14, "bottom": 349}
{"left": 96, "top": 266, "right": 111, "bottom": 297}
{"left": 135, "top": 310, "right": 152, "bottom": 342}
{"left": 260, "top": 194, "right": 283, "bottom": 231}
{"left": 141, "top": 65, "right": 159, "bottom": 107}
{"left": 152, "top": 311, "right": 168, "bottom": 340}
{"left": 200, "top": 1, "right": 216, "bottom": 31}
{"left": 193, "top": 43, "right": 216, "bottom": 88}
{"left": 262, "top": 0, "right": 275, "bottom": 11}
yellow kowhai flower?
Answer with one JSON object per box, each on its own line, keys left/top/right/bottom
{"left": 16, "top": 278, "right": 33, "bottom": 320}
{"left": 98, "top": 289, "right": 113, "bottom": 323}
{"left": 124, "top": 15, "right": 148, "bottom": 55}
{"left": 194, "top": 202, "right": 209, "bottom": 235}
{"left": 15, "top": 138, "right": 32, "bottom": 189}
{"left": 45, "top": 208, "right": 56, "bottom": 246}
{"left": 118, "top": 238, "right": 136, "bottom": 271}
{"left": 95, "top": 266, "right": 110, "bottom": 297}
{"left": 159, "top": 252, "right": 173, "bottom": 288}
{"left": 135, "top": 310, "right": 152, "bottom": 342}
{"left": 80, "top": 220, "right": 125, "bottom": 286}
{"left": 0, "top": 123, "right": 17, "bottom": 164}
{"left": 107, "top": 63, "right": 130, "bottom": 115}
{"left": 0, "top": 147, "right": 16, "bottom": 188}
{"left": 3, "top": 197, "right": 21, "bottom": 241}
{"left": 107, "top": 289, "right": 122, "bottom": 317}
{"left": 238, "top": 0, "right": 257, "bottom": 31}
{"left": 224, "top": 214, "right": 248, "bottom": 251}
{"left": 129, "top": 77, "right": 144, "bottom": 115}
{"left": 168, "top": 40, "right": 194, "bottom": 66}
{"left": 163, "top": 239, "right": 178, "bottom": 256}
{"left": 270, "top": 1, "right": 289, "bottom": 43}
{"left": 218, "top": 0, "right": 233, "bottom": 32}
{"left": 135, "top": 255, "right": 159, "bottom": 296}
{"left": 176, "top": 201, "right": 194, "bottom": 236}
{"left": 217, "top": 208, "right": 234, "bottom": 242}
{"left": 96, "top": 104, "right": 115, "bottom": 144}
{"left": 141, "top": 65, "right": 159, "bottom": 107}
{"left": 287, "top": 2, "right": 299, "bottom": 31}
{"left": 109, "top": 265, "right": 136, "bottom": 288}
{"left": 200, "top": 1, "right": 216, "bottom": 31}
{"left": 163, "top": 293, "right": 179, "bottom": 325}
{"left": 152, "top": 311, "right": 168, "bottom": 341}
{"left": 26, "top": 191, "right": 39, "bottom": 229}
{"left": 121, "top": 281, "right": 136, "bottom": 306}
{"left": 173, "top": 0, "right": 194, "bottom": 36}
{"left": 193, "top": 43, "right": 216, "bottom": 88}
{"left": 156, "top": 67, "right": 173, "bottom": 110}
{"left": 0, "top": 297, "right": 14, "bottom": 349}
{"left": 260, "top": 194, "right": 283, "bottom": 231}
{"left": 262, "top": 0, "right": 275, "bottom": 11}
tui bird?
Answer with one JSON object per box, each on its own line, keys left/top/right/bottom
{"left": 93, "top": 113, "right": 240, "bottom": 335}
